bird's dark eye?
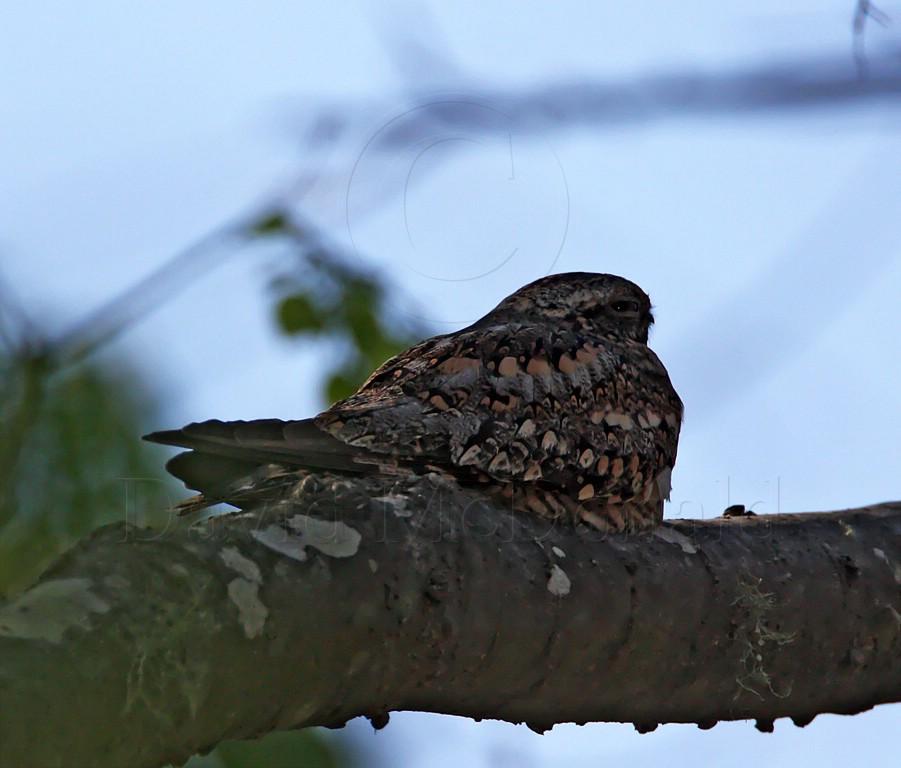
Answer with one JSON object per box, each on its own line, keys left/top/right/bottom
{"left": 610, "top": 299, "right": 640, "bottom": 314}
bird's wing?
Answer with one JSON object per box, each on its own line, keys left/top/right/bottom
{"left": 317, "top": 322, "right": 683, "bottom": 505}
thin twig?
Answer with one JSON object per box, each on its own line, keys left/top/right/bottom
{"left": 854, "top": 1, "right": 892, "bottom": 78}
{"left": 50, "top": 222, "right": 246, "bottom": 368}
{"left": 0, "top": 266, "right": 35, "bottom": 354}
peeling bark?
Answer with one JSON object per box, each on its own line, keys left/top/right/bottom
{"left": 0, "top": 473, "right": 899, "bottom": 768}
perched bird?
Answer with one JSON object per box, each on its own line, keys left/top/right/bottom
{"left": 146, "top": 272, "right": 683, "bottom": 532}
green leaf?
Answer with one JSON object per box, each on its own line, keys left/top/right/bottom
{"left": 270, "top": 256, "right": 424, "bottom": 407}
{"left": 277, "top": 294, "right": 326, "bottom": 334}
{"left": 363, "top": 333, "right": 410, "bottom": 371}
{"left": 324, "top": 370, "right": 360, "bottom": 404}
{"left": 249, "top": 211, "right": 291, "bottom": 237}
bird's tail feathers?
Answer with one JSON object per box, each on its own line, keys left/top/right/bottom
{"left": 144, "top": 417, "right": 371, "bottom": 510}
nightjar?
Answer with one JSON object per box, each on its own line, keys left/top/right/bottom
{"left": 146, "top": 273, "right": 683, "bottom": 532}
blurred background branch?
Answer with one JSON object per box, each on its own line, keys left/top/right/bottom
{"left": 854, "top": 2, "right": 892, "bottom": 75}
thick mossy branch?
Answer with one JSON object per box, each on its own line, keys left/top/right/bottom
{"left": 0, "top": 474, "right": 899, "bottom": 768}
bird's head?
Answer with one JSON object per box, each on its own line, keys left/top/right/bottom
{"left": 486, "top": 272, "right": 655, "bottom": 344}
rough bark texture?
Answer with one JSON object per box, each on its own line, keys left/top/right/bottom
{"left": 0, "top": 473, "right": 899, "bottom": 768}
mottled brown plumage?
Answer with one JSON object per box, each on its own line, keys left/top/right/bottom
{"left": 146, "top": 273, "right": 683, "bottom": 532}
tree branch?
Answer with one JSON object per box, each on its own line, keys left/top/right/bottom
{"left": 1, "top": 474, "right": 898, "bottom": 768}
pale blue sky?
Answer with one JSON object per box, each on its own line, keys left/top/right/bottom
{"left": 2, "top": 2, "right": 899, "bottom": 765}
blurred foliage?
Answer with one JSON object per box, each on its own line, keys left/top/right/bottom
{"left": 0, "top": 343, "right": 356, "bottom": 767}
{"left": 0, "top": 209, "right": 412, "bottom": 764}
{"left": 0, "top": 347, "right": 174, "bottom": 596}
{"left": 250, "top": 208, "right": 422, "bottom": 403}
{"left": 0, "top": 205, "right": 409, "bottom": 765}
